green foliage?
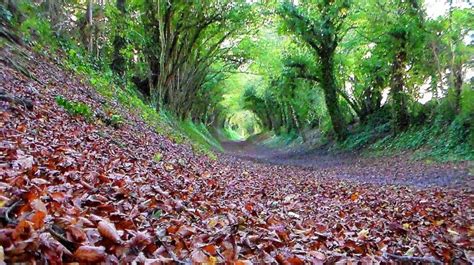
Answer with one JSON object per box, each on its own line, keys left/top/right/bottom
{"left": 56, "top": 32, "right": 220, "bottom": 159}
{"left": 460, "top": 87, "right": 474, "bottom": 117}
{"left": 178, "top": 120, "right": 223, "bottom": 156}
{"left": 262, "top": 131, "right": 301, "bottom": 149}
{"left": 153, "top": 152, "right": 162, "bottom": 162}
{"left": 9, "top": 0, "right": 473, "bottom": 162}
{"left": 337, "top": 101, "right": 473, "bottom": 161}
{"left": 15, "top": 2, "right": 58, "bottom": 52}
{"left": 55, "top": 96, "right": 94, "bottom": 121}
{"left": 110, "top": 114, "right": 124, "bottom": 127}
{"left": 369, "top": 115, "right": 473, "bottom": 161}
{"left": 336, "top": 111, "right": 391, "bottom": 151}
{"left": 151, "top": 209, "right": 162, "bottom": 219}
{"left": 221, "top": 128, "right": 243, "bottom": 141}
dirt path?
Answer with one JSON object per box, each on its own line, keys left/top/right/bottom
{"left": 221, "top": 139, "right": 473, "bottom": 190}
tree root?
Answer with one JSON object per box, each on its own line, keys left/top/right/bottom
{"left": 0, "top": 26, "right": 23, "bottom": 46}
{"left": 0, "top": 56, "right": 43, "bottom": 85}
{"left": 0, "top": 89, "right": 34, "bottom": 110}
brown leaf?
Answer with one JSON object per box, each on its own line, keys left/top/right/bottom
{"left": 97, "top": 220, "right": 121, "bottom": 243}
{"left": 350, "top": 192, "right": 359, "bottom": 201}
{"left": 67, "top": 226, "right": 87, "bottom": 243}
{"left": 12, "top": 220, "right": 33, "bottom": 241}
{"left": 177, "top": 225, "right": 195, "bottom": 237}
{"left": 74, "top": 246, "right": 106, "bottom": 262}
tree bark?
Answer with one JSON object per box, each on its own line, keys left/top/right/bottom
{"left": 390, "top": 34, "right": 410, "bottom": 133}
{"left": 320, "top": 54, "right": 348, "bottom": 140}
{"left": 86, "top": 0, "right": 93, "bottom": 53}
{"left": 111, "top": 0, "right": 126, "bottom": 78}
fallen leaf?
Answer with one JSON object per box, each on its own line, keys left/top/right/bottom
{"left": 74, "top": 246, "right": 106, "bottom": 262}
{"left": 97, "top": 220, "right": 121, "bottom": 243}
{"left": 31, "top": 211, "right": 46, "bottom": 229}
{"left": 350, "top": 192, "right": 359, "bottom": 201}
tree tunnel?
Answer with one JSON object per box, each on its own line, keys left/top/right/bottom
{"left": 220, "top": 110, "right": 263, "bottom": 141}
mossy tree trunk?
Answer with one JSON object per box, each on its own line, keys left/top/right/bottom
{"left": 320, "top": 53, "right": 348, "bottom": 140}
{"left": 390, "top": 32, "right": 410, "bottom": 133}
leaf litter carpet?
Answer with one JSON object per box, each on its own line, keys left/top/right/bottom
{"left": 0, "top": 46, "right": 473, "bottom": 264}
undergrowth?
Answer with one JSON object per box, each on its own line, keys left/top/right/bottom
{"left": 369, "top": 116, "right": 473, "bottom": 161}
{"left": 336, "top": 105, "right": 473, "bottom": 162}
{"left": 65, "top": 50, "right": 222, "bottom": 159}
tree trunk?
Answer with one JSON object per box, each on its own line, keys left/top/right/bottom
{"left": 86, "top": 0, "right": 93, "bottom": 53}
{"left": 111, "top": 0, "right": 126, "bottom": 78}
{"left": 446, "top": 62, "right": 463, "bottom": 114}
{"left": 320, "top": 54, "right": 348, "bottom": 140}
{"left": 264, "top": 102, "right": 273, "bottom": 131}
{"left": 45, "top": 0, "right": 59, "bottom": 31}
{"left": 390, "top": 36, "right": 410, "bottom": 133}
{"left": 447, "top": 0, "right": 463, "bottom": 114}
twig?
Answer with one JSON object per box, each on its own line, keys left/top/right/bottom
{"left": 2, "top": 200, "right": 23, "bottom": 225}
{"left": 154, "top": 236, "right": 186, "bottom": 264}
{"left": 47, "top": 224, "right": 81, "bottom": 252}
{"left": 383, "top": 252, "right": 443, "bottom": 264}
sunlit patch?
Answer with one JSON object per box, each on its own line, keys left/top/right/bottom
{"left": 225, "top": 110, "right": 263, "bottom": 140}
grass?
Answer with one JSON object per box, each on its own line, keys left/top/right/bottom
{"left": 222, "top": 128, "right": 244, "bottom": 141}
{"left": 55, "top": 96, "right": 94, "bottom": 121}
{"left": 177, "top": 120, "right": 223, "bottom": 158}
{"left": 262, "top": 131, "right": 301, "bottom": 148}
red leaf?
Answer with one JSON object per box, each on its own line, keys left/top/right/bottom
{"left": 202, "top": 244, "right": 217, "bottom": 255}
{"left": 287, "top": 256, "right": 304, "bottom": 265}
{"left": 166, "top": 225, "right": 179, "bottom": 234}
{"left": 67, "top": 226, "right": 87, "bottom": 242}
{"left": 31, "top": 211, "right": 46, "bottom": 229}
{"left": 50, "top": 192, "right": 66, "bottom": 202}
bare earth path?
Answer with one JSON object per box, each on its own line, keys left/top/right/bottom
{"left": 1, "top": 45, "right": 473, "bottom": 263}
{"left": 221, "top": 139, "right": 473, "bottom": 189}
